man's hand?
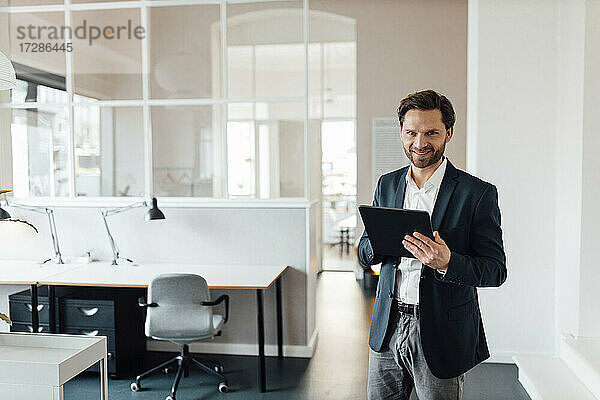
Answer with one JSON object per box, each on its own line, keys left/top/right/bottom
{"left": 402, "top": 231, "right": 451, "bottom": 272}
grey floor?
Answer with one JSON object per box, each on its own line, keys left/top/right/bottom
{"left": 64, "top": 271, "right": 531, "bottom": 400}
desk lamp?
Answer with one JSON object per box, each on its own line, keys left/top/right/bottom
{"left": 100, "top": 197, "right": 165, "bottom": 265}
{"left": 0, "top": 197, "right": 63, "bottom": 264}
{"left": 0, "top": 58, "right": 40, "bottom": 234}
{"left": 0, "top": 191, "right": 38, "bottom": 234}
{"left": 0, "top": 54, "right": 61, "bottom": 263}
{"left": 0, "top": 50, "right": 16, "bottom": 90}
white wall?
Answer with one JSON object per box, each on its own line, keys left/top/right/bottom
{"left": 577, "top": 0, "right": 600, "bottom": 338}
{"left": 555, "top": 0, "right": 585, "bottom": 343}
{"left": 469, "top": 0, "right": 600, "bottom": 360}
{"left": 468, "top": 0, "right": 558, "bottom": 360}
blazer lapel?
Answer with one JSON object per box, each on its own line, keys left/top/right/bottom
{"left": 394, "top": 166, "right": 409, "bottom": 209}
{"left": 430, "top": 161, "right": 459, "bottom": 231}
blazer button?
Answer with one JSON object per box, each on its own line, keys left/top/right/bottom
{"left": 388, "top": 291, "right": 393, "bottom": 298}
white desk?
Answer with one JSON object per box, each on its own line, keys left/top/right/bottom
{"left": 38, "top": 262, "right": 287, "bottom": 289}
{"left": 22, "top": 262, "right": 288, "bottom": 393}
{"left": 0, "top": 332, "right": 108, "bottom": 399}
{"left": 0, "top": 260, "right": 83, "bottom": 285}
{"left": 0, "top": 261, "right": 85, "bottom": 332}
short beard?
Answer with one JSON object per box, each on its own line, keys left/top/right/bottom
{"left": 403, "top": 141, "right": 446, "bottom": 169}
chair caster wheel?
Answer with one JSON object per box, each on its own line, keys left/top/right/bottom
{"left": 164, "top": 366, "right": 175, "bottom": 374}
{"left": 166, "top": 396, "right": 175, "bottom": 400}
{"left": 130, "top": 382, "right": 141, "bottom": 392}
{"left": 219, "top": 382, "right": 228, "bottom": 393}
{"left": 214, "top": 365, "right": 224, "bottom": 374}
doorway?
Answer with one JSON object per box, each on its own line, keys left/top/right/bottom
{"left": 322, "top": 120, "right": 356, "bottom": 271}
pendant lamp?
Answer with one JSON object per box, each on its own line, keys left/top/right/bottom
{"left": 0, "top": 50, "right": 16, "bottom": 91}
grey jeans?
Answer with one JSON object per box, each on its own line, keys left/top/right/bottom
{"left": 367, "top": 309, "right": 465, "bottom": 400}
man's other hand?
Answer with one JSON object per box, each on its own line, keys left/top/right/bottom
{"left": 402, "top": 231, "right": 451, "bottom": 272}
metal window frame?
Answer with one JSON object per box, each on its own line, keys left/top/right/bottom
{"left": 0, "top": 0, "right": 310, "bottom": 206}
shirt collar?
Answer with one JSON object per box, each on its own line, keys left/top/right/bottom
{"left": 406, "top": 157, "right": 448, "bottom": 191}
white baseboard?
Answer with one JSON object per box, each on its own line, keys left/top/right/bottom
{"left": 560, "top": 336, "right": 600, "bottom": 398}
{"left": 147, "top": 329, "right": 320, "bottom": 359}
{"left": 485, "top": 350, "right": 555, "bottom": 365}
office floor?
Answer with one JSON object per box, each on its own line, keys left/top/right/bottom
{"left": 64, "top": 272, "right": 531, "bottom": 400}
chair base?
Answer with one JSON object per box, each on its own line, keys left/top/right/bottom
{"left": 131, "top": 344, "right": 228, "bottom": 399}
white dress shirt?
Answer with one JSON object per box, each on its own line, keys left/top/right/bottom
{"left": 394, "top": 157, "right": 448, "bottom": 304}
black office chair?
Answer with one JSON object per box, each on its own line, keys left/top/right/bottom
{"left": 130, "top": 273, "right": 230, "bottom": 400}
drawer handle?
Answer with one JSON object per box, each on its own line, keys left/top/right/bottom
{"left": 77, "top": 307, "right": 99, "bottom": 316}
{"left": 25, "top": 304, "right": 44, "bottom": 312}
{"left": 79, "top": 329, "right": 99, "bottom": 336}
{"left": 27, "top": 326, "right": 44, "bottom": 333}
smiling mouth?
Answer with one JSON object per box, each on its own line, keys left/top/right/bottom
{"left": 412, "top": 149, "right": 432, "bottom": 156}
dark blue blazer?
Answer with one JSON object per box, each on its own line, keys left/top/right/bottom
{"left": 358, "top": 160, "right": 507, "bottom": 379}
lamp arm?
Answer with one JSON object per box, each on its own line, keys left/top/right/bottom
{"left": 100, "top": 210, "right": 119, "bottom": 266}
{"left": 102, "top": 201, "right": 147, "bottom": 217}
{"left": 3, "top": 200, "right": 63, "bottom": 264}
{"left": 45, "top": 209, "right": 63, "bottom": 264}
{"left": 4, "top": 200, "right": 48, "bottom": 215}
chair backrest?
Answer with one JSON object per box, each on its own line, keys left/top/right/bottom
{"left": 145, "top": 273, "right": 214, "bottom": 339}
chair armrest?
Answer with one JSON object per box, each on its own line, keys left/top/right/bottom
{"left": 138, "top": 297, "right": 158, "bottom": 308}
{"left": 202, "top": 294, "right": 229, "bottom": 323}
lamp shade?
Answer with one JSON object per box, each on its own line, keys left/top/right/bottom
{"left": 0, "top": 51, "right": 16, "bottom": 91}
{"left": 0, "top": 218, "right": 38, "bottom": 233}
{"left": 145, "top": 197, "right": 165, "bottom": 221}
{"left": 0, "top": 207, "right": 39, "bottom": 233}
{"left": 0, "top": 207, "right": 11, "bottom": 220}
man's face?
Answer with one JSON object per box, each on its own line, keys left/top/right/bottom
{"left": 400, "top": 108, "right": 453, "bottom": 169}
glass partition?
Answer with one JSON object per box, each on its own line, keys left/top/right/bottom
{"left": 7, "top": 11, "right": 66, "bottom": 91}
{"left": 149, "top": 4, "right": 221, "bottom": 100}
{"left": 228, "top": 102, "right": 304, "bottom": 198}
{"left": 227, "top": 0, "right": 304, "bottom": 99}
{"left": 73, "top": 104, "right": 145, "bottom": 197}
{"left": 7, "top": 0, "right": 62, "bottom": 4}
{"left": 71, "top": 8, "right": 143, "bottom": 101}
{"left": 10, "top": 105, "right": 70, "bottom": 197}
{"left": 151, "top": 105, "right": 221, "bottom": 198}
{"left": 1, "top": 0, "right": 333, "bottom": 202}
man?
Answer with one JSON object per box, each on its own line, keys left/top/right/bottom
{"left": 358, "top": 90, "right": 507, "bottom": 400}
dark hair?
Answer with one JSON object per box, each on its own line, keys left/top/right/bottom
{"left": 397, "top": 89, "right": 456, "bottom": 131}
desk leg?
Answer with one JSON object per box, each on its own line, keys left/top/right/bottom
{"left": 276, "top": 278, "right": 283, "bottom": 359}
{"left": 30, "top": 284, "right": 39, "bottom": 333}
{"left": 48, "top": 285, "right": 56, "bottom": 334}
{"left": 99, "top": 356, "right": 109, "bottom": 400}
{"left": 256, "top": 289, "right": 266, "bottom": 393}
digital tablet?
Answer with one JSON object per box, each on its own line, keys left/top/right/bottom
{"left": 358, "top": 205, "right": 434, "bottom": 258}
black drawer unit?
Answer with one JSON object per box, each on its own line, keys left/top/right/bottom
{"left": 61, "top": 298, "right": 116, "bottom": 328}
{"left": 9, "top": 286, "right": 146, "bottom": 378}
{"left": 11, "top": 322, "right": 53, "bottom": 333}
{"left": 59, "top": 287, "right": 146, "bottom": 377}
{"left": 62, "top": 326, "right": 116, "bottom": 351}
{"left": 9, "top": 286, "right": 75, "bottom": 331}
